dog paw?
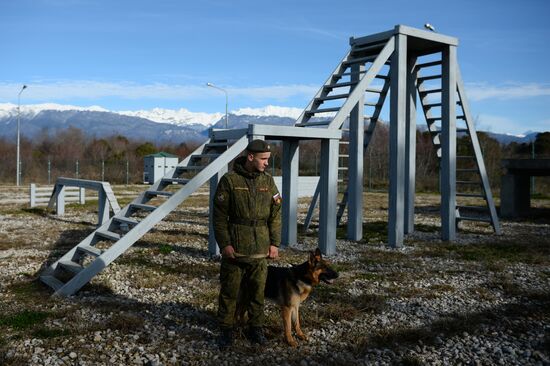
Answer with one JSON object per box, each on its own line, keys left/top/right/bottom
{"left": 296, "top": 333, "right": 308, "bottom": 341}
{"left": 285, "top": 338, "right": 298, "bottom": 348}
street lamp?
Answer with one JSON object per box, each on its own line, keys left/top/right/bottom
{"left": 16, "top": 85, "right": 27, "bottom": 186}
{"left": 206, "top": 82, "right": 228, "bottom": 129}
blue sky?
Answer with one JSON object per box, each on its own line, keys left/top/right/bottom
{"left": 0, "top": 0, "right": 549, "bottom": 135}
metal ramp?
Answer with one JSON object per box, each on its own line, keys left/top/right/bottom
{"left": 415, "top": 60, "right": 501, "bottom": 233}
{"left": 41, "top": 133, "right": 249, "bottom": 296}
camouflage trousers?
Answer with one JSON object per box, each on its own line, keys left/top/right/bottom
{"left": 218, "top": 257, "right": 267, "bottom": 329}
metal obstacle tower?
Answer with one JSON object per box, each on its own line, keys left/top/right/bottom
{"left": 40, "top": 25, "right": 500, "bottom": 296}
{"left": 301, "top": 25, "right": 500, "bottom": 248}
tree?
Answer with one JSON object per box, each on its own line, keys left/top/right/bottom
{"left": 135, "top": 142, "right": 157, "bottom": 157}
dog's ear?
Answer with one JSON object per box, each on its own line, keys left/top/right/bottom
{"left": 314, "top": 248, "right": 322, "bottom": 261}
{"left": 308, "top": 251, "right": 317, "bottom": 266}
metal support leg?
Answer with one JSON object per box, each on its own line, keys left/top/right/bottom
{"left": 348, "top": 63, "right": 365, "bottom": 241}
{"left": 56, "top": 185, "right": 65, "bottom": 216}
{"left": 282, "top": 139, "right": 299, "bottom": 247}
{"left": 209, "top": 166, "right": 227, "bottom": 256}
{"left": 404, "top": 56, "right": 417, "bottom": 234}
{"left": 30, "top": 184, "right": 36, "bottom": 208}
{"left": 98, "top": 190, "right": 110, "bottom": 225}
{"left": 319, "top": 138, "right": 338, "bottom": 255}
{"left": 388, "top": 34, "right": 407, "bottom": 248}
{"left": 441, "top": 45, "right": 457, "bottom": 241}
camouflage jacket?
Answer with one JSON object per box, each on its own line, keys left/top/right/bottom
{"left": 213, "top": 156, "right": 282, "bottom": 257}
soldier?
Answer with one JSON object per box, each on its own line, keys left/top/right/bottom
{"left": 213, "top": 139, "right": 282, "bottom": 349}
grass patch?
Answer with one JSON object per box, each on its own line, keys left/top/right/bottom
{"left": 0, "top": 310, "right": 49, "bottom": 330}
{"left": 7, "top": 280, "right": 53, "bottom": 304}
{"left": 106, "top": 312, "right": 145, "bottom": 332}
{"left": 358, "top": 248, "right": 409, "bottom": 267}
{"left": 158, "top": 244, "right": 174, "bottom": 255}
{"left": 305, "top": 285, "right": 387, "bottom": 325}
{"left": 120, "top": 253, "right": 219, "bottom": 279}
{"left": 32, "top": 327, "right": 71, "bottom": 339}
{"left": 415, "top": 241, "right": 550, "bottom": 265}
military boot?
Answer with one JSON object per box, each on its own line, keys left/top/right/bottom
{"left": 217, "top": 328, "right": 234, "bottom": 350}
{"left": 246, "top": 326, "right": 267, "bottom": 346}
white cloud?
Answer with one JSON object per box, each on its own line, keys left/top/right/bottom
{"left": 0, "top": 81, "right": 318, "bottom": 103}
{"left": 476, "top": 114, "right": 550, "bottom": 135}
{"left": 465, "top": 82, "right": 550, "bottom": 101}
{"left": 232, "top": 105, "right": 303, "bottom": 119}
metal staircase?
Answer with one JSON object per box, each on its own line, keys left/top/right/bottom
{"left": 415, "top": 59, "right": 501, "bottom": 233}
{"left": 41, "top": 133, "right": 249, "bottom": 296}
{"left": 301, "top": 37, "right": 394, "bottom": 230}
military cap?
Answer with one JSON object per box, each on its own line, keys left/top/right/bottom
{"left": 246, "top": 139, "right": 271, "bottom": 153}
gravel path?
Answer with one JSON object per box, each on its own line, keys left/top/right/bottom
{"left": 1, "top": 193, "right": 549, "bottom": 365}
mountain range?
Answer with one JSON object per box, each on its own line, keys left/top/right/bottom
{"left": 0, "top": 103, "right": 540, "bottom": 145}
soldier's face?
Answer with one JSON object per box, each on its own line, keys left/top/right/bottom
{"left": 248, "top": 152, "right": 271, "bottom": 172}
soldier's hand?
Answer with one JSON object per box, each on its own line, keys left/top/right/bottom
{"left": 222, "top": 245, "right": 235, "bottom": 259}
{"left": 267, "top": 245, "right": 278, "bottom": 259}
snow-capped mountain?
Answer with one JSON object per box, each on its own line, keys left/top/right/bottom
{"left": 0, "top": 103, "right": 108, "bottom": 119}
{"left": 0, "top": 102, "right": 542, "bottom": 144}
{"left": 117, "top": 107, "right": 223, "bottom": 127}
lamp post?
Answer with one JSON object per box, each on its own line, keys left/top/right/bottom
{"left": 206, "top": 82, "right": 228, "bottom": 129}
{"left": 16, "top": 85, "right": 27, "bottom": 186}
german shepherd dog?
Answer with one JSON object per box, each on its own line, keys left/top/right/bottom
{"left": 263, "top": 248, "right": 339, "bottom": 347}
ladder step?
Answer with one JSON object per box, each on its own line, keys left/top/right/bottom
{"left": 426, "top": 117, "right": 442, "bottom": 123}
{"left": 295, "top": 121, "right": 331, "bottom": 127}
{"left": 162, "top": 178, "right": 190, "bottom": 185}
{"left": 146, "top": 190, "right": 174, "bottom": 197}
{"left": 130, "top": 203, "right": 157, "bottom": 212}
{"left": 424, "top": 102, "right": 442, "bottom": 108}
{"left": 339, "top": 154, "right": 350, "bottom": 158}
{"left": 338, "top": 167, "right": 348, "bottom": 171}
{"left": 191, "top": 153, "right": 221, "bottom": 160}
{"left": 40, "top": 275, "right": 64, "bottom": 291}
{"left": 456, "top": 193, "right": 485, "bottom": 198}
{"left": 343, "top": 55, "right": 377, "bottom": 65}
{"left": 77, "top": 244, "right": 103, "bottom": 257}
{"left": 206, "top": 142, "right": 228, "bottom": 148}
{"left": 457, "top": 205, "right": 488, "bottom": 211}
{"left": 365, "top": 87, "right": 383, "bottom": 93}
{"left": 176, "top": 165, "right": 204, "bottom": 172}
{"left": 418, "top": 75, "right": 442, "bottom": 82}
{"left": 351, "top": 42, "right": 387, "bottom": 53}
{"left": 326, "top": 81, "right": 356, "bottom": 89}
{"left": 416, "top": 60, "right": 442, "bottom": 69}
{"left": 419, "top": 88, "right": 442, "bottom": 95}
{"left": 315, "top": 93, "right": 349, "bottom": 102}
{"left": 306, "top": 107, "right": 341, "bottom": 115}
{"left": 58, "top": 260, "right": 84, "bottom": 275}
{"left": 96, "top": 230, "right": 121, "bottom": 241}
{"left": 113, "top": 216, "right": 139, "bottom": 226}
{"left": 456, "top": 216, "right": 492, "bottom": 223}
{"left": 364, "top": 102, "right": 383, "bottom": 107}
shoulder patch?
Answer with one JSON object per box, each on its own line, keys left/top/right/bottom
{"left": 272, "top": 192, "right": 282, "bottom": 205}
{"left": 217, "top": 192, "right": 227, "bottom": 202}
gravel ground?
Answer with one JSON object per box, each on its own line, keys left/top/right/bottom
{"left": 1, "top": 190, "right": 549, "bottom": 365}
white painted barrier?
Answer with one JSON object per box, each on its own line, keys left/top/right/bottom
{"left": 30, "top": 184, "right": 84, "bottom": 208}
{"left": 273, "top": 176, "right": 319, "bottom": 198}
